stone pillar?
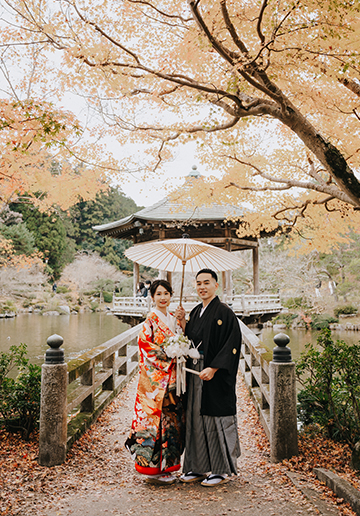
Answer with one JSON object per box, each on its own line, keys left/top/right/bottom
{"left": 252, "top": 245, "right": 259, "bottom": 295}
{"left": 39, "top": 334, "right": 68, "bottom": 467}
{"left": 133, "top": 262, "right": 139, "bottom": 297}
{"left": 269, "top": 333, "right": 298, "bottom": 463}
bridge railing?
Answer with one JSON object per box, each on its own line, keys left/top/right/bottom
{"left": 113, "top": 293, "right": 282, "bottom": 315}
{"left": 65, "top": 323, "right": 142, "bottom": 449}
{"left": 39, "top": 319, "right": 297, "bottom": 466}
{"left": 232, "top": 294, "right": 282, "bottom": 314}
{"left": 238, "top": 320, "right": 271, "bottom": 437}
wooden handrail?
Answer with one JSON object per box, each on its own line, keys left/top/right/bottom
{"left": 239, "top": 320, "right": 272, "bottom": 438}
{"left": 66, "top": 323, "right": 142, "bottom": 448}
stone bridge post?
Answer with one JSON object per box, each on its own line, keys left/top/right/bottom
{"left": 269, "top": 333, "right": 298, "bottom": 462}
{"left": 39, "top": 334, "right": 68, "bottom": 467}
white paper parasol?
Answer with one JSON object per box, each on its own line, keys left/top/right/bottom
{"left": 125, "top": 237, "right": 244, "bottom": 304}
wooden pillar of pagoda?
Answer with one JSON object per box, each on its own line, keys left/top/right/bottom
{"left": 133, "top": 262, "right": 140, "bottom": 297}
{"left": 253, "top": 246, "right": 260, "bottom": 295}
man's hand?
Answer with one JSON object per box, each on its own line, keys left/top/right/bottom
{"left": 199, "top": 367, "right": 218, "bottom": 381}
{"left": 175, "top": 306, "right": 186, "bottom": 331}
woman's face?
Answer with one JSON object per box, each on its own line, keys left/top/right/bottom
{"left": 152, "top": 285, "right": 171, "bottom": 311}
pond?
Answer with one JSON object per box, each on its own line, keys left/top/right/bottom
{"left": 261, "top": 326, "right": 360, "bottom": 361}
{"left": 1, "top": 313, "right": 360, "bottom": 367}
{"left": 0, "top": 313, "right": 130, "bottom": 366}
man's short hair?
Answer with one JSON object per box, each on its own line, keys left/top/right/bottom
{"left": 196, "top": 268, "right": 218, "bottom": 282}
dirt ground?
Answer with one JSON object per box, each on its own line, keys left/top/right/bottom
{"left": 1, "top": 376, "right": 357, "bottom": 516}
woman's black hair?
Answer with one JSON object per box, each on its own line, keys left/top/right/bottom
{"left": 150, "top": 279, "right": 173, "bottom": 298}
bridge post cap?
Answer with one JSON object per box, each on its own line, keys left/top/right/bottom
{"left": 273, "top": 333, "right": 290, "bottom": 347}
{"left": 47, "top": 334, "right": 64, "bottom": 348}
{"left": 45, "top": 334, "right": 64, "bottom": 364}
{"left": 272, "top": 333, "right": 292, "bottom": 363}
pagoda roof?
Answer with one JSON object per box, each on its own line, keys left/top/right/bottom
{"left": 93, "top": 197, "right": 245, "bottom": 237}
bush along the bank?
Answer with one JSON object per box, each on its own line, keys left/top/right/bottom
{"left": 0, "top": 344, "right": 41, "bottom": 440}
{"left": 334, "top": 304, "right": 358, "bottom": 318}
{"left": 309, "top": 314, "right": 338, "bottom": 330}
{"left": 296, "top": 329, "right": 360, "bottom": 444}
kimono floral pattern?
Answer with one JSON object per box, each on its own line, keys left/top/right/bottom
{"left": 125, "top": 312, "right": 185, "bottom": 474}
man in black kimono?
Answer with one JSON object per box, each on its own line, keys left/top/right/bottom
{"left": 175, "top": 269, "right": 242, "bottom": 486}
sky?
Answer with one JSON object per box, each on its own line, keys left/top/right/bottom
{"left": 112, "top": 141, "right": 205, "bottom": 207}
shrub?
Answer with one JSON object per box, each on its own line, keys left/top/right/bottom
{"left": 334, "top": 305, "right": 358, "bottom": 318}
{"left": 310, "top": 314, "right": 338, "bottom": 330}
{"left": 0, "top": 301, "right": 16, "bottom": 314}
{"left": 56, "top": 285, "right": 70, "bottom": 294}
{"left": 22, "top": 299, "right": 34, "bottom": 309}
{"left": 103, "top": 291, "right": 113, "bottom": 303}
{"left": 90, "top": 301, "right": 99, "bottom": 312}
{"left": 283, "top": 297, "right": 311, "bottom": 310}
{"left": 296, "top": 329, "right": 360, "bottom": 444}
{"left": 272, "top": 312, "right": 298, "bottom": 329}
{"left": 0, "top": 344, "right": 41, "bottom": 440}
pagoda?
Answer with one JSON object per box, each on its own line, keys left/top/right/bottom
{"left": 93, "top": 166, "right": 260, "bottom": 298}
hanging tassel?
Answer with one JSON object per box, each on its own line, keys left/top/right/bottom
{"left": 176, "top": 356, "right": 187, "bottom": 396}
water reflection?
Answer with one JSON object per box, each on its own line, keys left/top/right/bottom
{"left": 0, "top": 313, "right": 130, "bottom": 365}
{"left": 261, "top": 327, "right": 360, "bottom": 361}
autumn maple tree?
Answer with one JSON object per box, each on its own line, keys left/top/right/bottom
{"left": 3, "top": 0, "right": 360, "bottom": 249}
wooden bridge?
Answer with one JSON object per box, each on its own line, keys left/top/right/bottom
{"left": 39, "top": 317, "right": 298, "bottom": 467}
{"left": 112, "top": 293, "right": 283, "bottom": 325}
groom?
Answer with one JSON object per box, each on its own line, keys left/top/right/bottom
{"left": 175, "top": 268, "right": 242, "bottom": 487}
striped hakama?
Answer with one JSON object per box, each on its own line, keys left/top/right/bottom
{"left": 183, "top": 357, "right": 241, "bottom": 476}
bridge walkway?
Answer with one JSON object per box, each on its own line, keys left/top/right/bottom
{"left": 24, "top": 377, "right": 340, "bottom": 516}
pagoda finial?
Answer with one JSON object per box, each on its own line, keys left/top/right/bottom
{"left": 187, "top": 165, "right": 201, "bottom": 179}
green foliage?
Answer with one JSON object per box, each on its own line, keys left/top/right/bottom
{"left": 0, "top": 222, "right": 36, "bottom": 255}
{"left": 334, "top": 305, "right": 358, "bottom": 318}
{"left": 310, "top": 314, "right": 338, "bottom": 330}
{"left": 0, "top": 301, "right": 16, "bottom": 314}
{"left": 0, "top": 344, "right": 41, "bottom": 440}
{"left": 67, "top": 186, "right": 139, "bottom": 270}
{"left": 90, "top": 301, "right": 99, "bottom": 312}
{"left": 103, "top": 291, "right": 113, "bottom": 303}
{"left": 114, "top": 276, "right": 133, "bottom": 297}
{"left": 272, "top": 312, "right": 298, "bottom": 329}
{"left": 348, "top": 258, "right": 360, "bottom": 281}
{"left": 11, "top": 202, "right": 69, "bottom": 279}
{"left": 56, "top": 285, "right": 70, "bottom": 294}
{"left": 283, "top": 297, "right": 310, "bottom": 310}
{"left": 296, "top": 330, "right": 360, "bottom": 444}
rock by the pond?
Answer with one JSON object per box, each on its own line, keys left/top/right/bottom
{"left": 273, "top": 323, "right": 287, "bottom": 330}
{"left": 42, "top": 311, "right": 60, "bottom": 316}
{"left": 58, "top": 305, "right": 71, "bottom": 314}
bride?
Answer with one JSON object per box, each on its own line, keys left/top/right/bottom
{"left": 125, "top": 279, "right": 185, "bottom": 485}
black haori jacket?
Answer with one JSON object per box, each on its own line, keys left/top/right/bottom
{"left": 185, "top": 296, "right": 242, "bottom": 417}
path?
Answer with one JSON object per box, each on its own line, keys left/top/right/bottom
{"left": 19, "top": 377, "right": 343, "bottom": 516}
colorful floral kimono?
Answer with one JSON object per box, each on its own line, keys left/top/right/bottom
{"left": 125, "top": 309, "right": 185, "bottom": 475}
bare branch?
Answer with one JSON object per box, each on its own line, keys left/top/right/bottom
{"left": 127, "top": 0, "right": 192, "bottom": 23}
{"left": 339, "top": 77, "right": 360, "bottom": 98}
{"left": 223, "top": 155, "right": 357, "bottom": 206}
{"left": 256, "top": 0, "right": 268, "bottom": 45}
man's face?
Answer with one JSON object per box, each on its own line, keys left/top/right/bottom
{"left": 196, "top": 273, "right": 218, "bottom": 303}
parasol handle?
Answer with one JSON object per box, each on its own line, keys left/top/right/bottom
{"left": 179, "top": 260, "right": 186, "bottom": 306}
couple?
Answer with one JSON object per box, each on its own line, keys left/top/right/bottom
{"left": 125, "top": 269, "right": 242, "bottom": 487}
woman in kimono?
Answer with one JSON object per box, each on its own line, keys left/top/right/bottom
{"left": 125, "top": 279, "right": 185, "bottom": 485}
